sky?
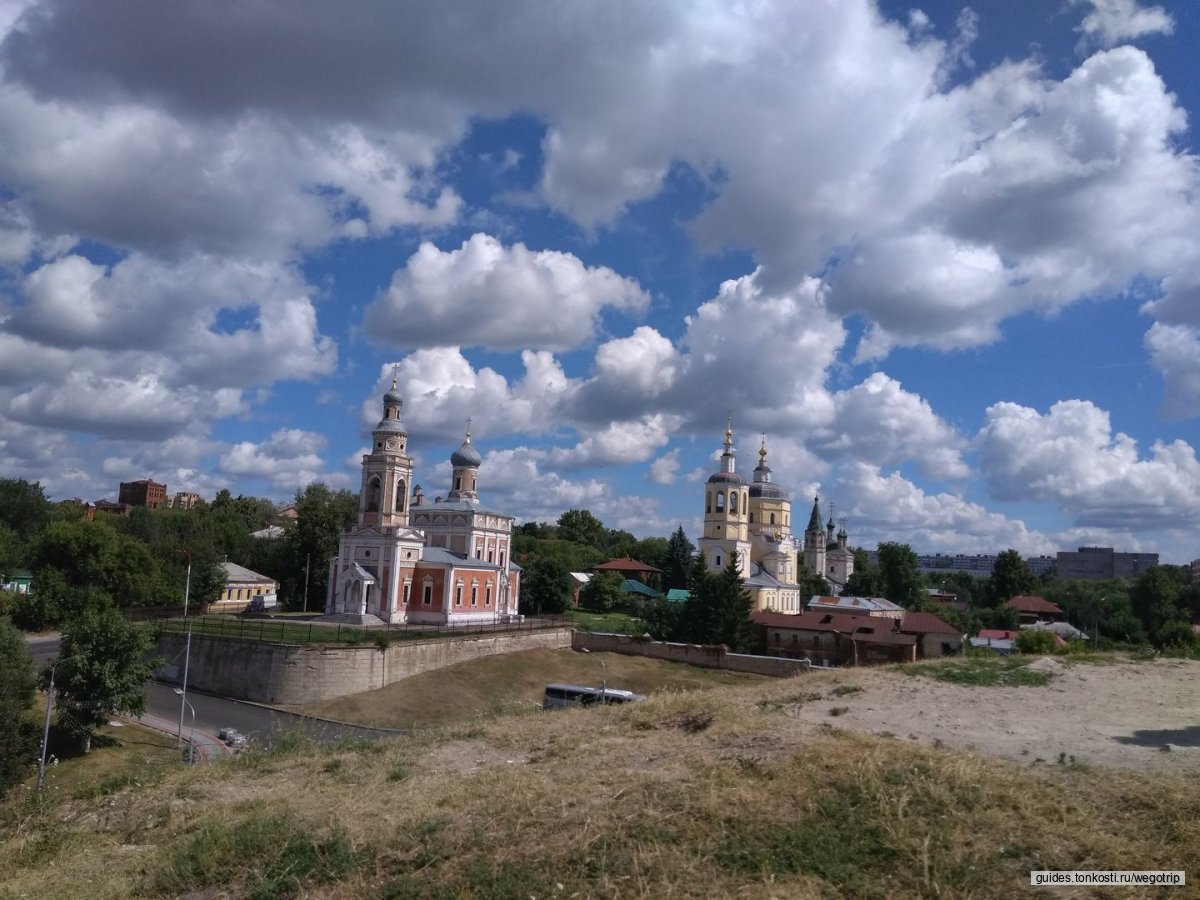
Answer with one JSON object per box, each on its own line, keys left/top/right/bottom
{"left": 0, "top": 0, "right": 1198, "bottom": 563}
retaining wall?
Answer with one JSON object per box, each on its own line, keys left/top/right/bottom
{"left": 571, "top": 631, "right": 812, "bottom": 677}
{"left": 156, "top": 627, "right": 573, "bottom": 704}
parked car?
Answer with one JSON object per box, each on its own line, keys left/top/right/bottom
{"left": 244, "top": 597, "right": 266, "bottom": 613}
{"left": 219, "top": 728, "right": 247, "bottom": 747}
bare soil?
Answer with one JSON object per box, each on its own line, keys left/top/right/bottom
{"left": 782, "top": 657, "right": 1200, "bottom": 773}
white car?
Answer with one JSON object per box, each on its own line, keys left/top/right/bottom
{"left": 219, "top": 728, "right": 248, "bottom": 747}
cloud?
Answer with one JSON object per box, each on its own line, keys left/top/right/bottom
{"left": 977, "top": 399, "right": 1200, "bottom": 530}
{"left": 547, "top": 414, "right": 680, "bottom": 470}
{"left": 1075, "top": 0, "right": 1174, "bottom": 49}
{"left": 649, "top": 449, "right": 681, "bottom": 485}
{"left": 812, "top": 373, "right": 970, "bottom": 480}
{"left": 363, "top": 234, "right": 649, "bottom": 352}
{"left": 832, "top": 462, "right": 1056, "bottom": 556}
{"left": 219, "top": 428, "right": 340, "bottom": 490}
{"left": 1144, "top": 323, "right": 1200, "bottom": 420}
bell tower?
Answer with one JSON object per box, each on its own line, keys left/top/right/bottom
{"left": 359, "top": 369, "right": 415, "bottom": 529}
{"left": 698, "top": 417, "right": 752, "bottom": 576}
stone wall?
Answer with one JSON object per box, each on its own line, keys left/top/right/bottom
{"left": 156, "top": 627, "right": 573, "bottom": 705}
{"left": 571, "top": 632, "right": 812, "bottom": 677}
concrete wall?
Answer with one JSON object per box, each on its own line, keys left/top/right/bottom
{"left": 156, "top": 627, "right": 573, "bottom": 705}
{"left": 572, "top": 632, "right": 812, "bottom": 678}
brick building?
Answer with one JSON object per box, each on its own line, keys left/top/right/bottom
{"left": 118, "top": 479, "right": 167, "bottom": 509}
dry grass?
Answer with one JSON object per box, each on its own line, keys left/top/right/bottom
{"left": 3, "top": 675, "right": 1199, "bottom": 899}
{"left": 296, "top": 647, "right": 768, "bottom": 728}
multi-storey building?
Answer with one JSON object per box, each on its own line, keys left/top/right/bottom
{"left": 118, "top": 479, "right": 167, "bottom": 509}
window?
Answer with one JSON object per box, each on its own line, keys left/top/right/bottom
{"left": 485, "top": 583, "right": 492, "bottom": 606}
{"left": 769, "top": 513, "right": 776, "bottom": 525}
{"left": 455, "top": 581, "right": 463, "bottom": 606}
{"left": 366, "top": 477, "right": 381, "bottom": 513}
{"left": 715, "top": 554, "right": 722, "bottom": 567}
{"left": 487, "top": 549, "right": 494, "bottom": 563}
{"left": 396, "top": 479, "right": 406, "bottom": 513}
{"left": 706, "top": 495, "right": 712, "bottom": 514}
{"left": 715, "top": 492, "right": 725, "bottom": 512}
{"left": 454, "top": 476, "right": 462, "bottom": 491}
{"left": 749, "top": 512, "right": 755, "bottom": 523}
{"left": 471, "top": 582, "right": 478, "bottom": 606}
{"left": 402, "top": 581, "right": 411, "bottom": 605}
{"left": 422, "top": 580, "right": 433, "bottom": 605}
{"left": 730, "top": 493, "right": 738, "bottom": 514}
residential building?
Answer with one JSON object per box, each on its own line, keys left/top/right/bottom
{"left": 118, "top": 479, "right": 167, "bottom": 509}
{"left": 753, "top": 610, "right": 917, "bottom": 666}
{"left": 1, "top": 570, "right": 34, "bottom": 594}
{"left": 1055, "top": 546, "right": 1158, "bottom": 581}
{"left": 898, "top": 610, "right": 964, "bottom": 658}
{"left": 208, "top": 562, "right": 279, "bottom": 612}
{"left": 171, "top": 491, "right": 203, "bottom": 509}
{"left": 807, "top": 594, "right": 903, "bottom": 620}
{"left": 593, "top": 557, "right": 661, "bottom": 588}
{"left": 324, "top": 378, "right": 521, "bottom": 624}
{"left": 1004, "top": 595, "right": 1066, "bottom": 625}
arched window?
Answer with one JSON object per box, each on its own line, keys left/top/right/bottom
{"left": 422, "top": 577, "right": 434, "bottom": 605}
{"left": 485, "top": 583, "right": 492, "bottom": 606}
{"left": 454, "top": 476, "right": 462, "bottom": 491}
{"left": 730, "top": 493, "right": 738, "bottom": 514}
{"left": 471, "top": 582, "right": 478, "bottom": 606}
{"left": 396, "top": 479, "right": 407, "bottom": 513}
{"left": 769, "top": 513, "right": 776, "bottom": 525}
{"left": 455, "top": 580, "right": 464, "bottom": 606}
{"left": 715, "top": 554, "right": 722, "bottom": 567}
{"left": 366, "top": 477, "right": 381, "bottom": 512}
{"left": 706, "top": 493, "right": 712, "bottom": 514}
{"left": 715, "top": 492, "right": 725, "bottom": 512}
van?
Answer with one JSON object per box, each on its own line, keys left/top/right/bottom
{"left": 543, "top": 683, "right": 647, "bottom": 710}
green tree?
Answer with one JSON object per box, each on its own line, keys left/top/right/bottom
{"left": 51, "top": 607, "right": 159, "bottom": 753}
{"left": 663, "top": 526, "right": 695, "bottom": 591}
{"left": 0, "top": 478, "right": 51, "bottom": 535}
{"left": 795, "top": 563, "right": 830, "bottom": 601}
{"left": 283, "top": 483, "right": 359, "bottom": 611}
{"left": 1129, "top": 566, "right": 1188, "bottom": 643}
{"left": 642, "top": 597, "right": 684, "bottom": 641}
{"left": 990, "top": 549, "right": 1036, "bottom": 602}
{"left": 556, "top": 509, "right": 606, "bottom": 548}
{"left": 682, "top": 558, "right": 755, "bottom": 650}
{"left": 1154, "top": 620, "right": 1199, "bottom": 653}
{"left": 876, "top": 542, "right": 925, "bottom": 608}
{"left": 0, "top": 618, "right": 39, "bottom": 798}
{"left": 520, "top": 556, "right": 573, "bottom": 615}
{"left": 580, "top": 571, "right": 626, "bottom": 613}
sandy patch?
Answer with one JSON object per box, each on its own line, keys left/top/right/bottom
{"left": 783, "top": 658, "right": 1200, "bottom": 773}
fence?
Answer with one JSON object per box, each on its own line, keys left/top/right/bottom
{"left": 135, "top": 610, "right": 570, "bottom": 647}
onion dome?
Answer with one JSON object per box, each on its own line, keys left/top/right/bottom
{"left": 450, "top": 422, "right": 482, "bottom": 468}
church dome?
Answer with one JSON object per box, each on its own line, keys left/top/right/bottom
{"left": 707, "top": 471, "right": 743, "bottom": 485}
{"left": 384, "top": 386, "right": 403, "bottom": 406}
{"left": 450, "top": 438, "right": 482, "bottom": 468}
{"left": 749, "top": 481, "right": 789, "bottom": 500}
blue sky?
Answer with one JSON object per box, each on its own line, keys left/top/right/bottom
{"left": 1, "top": 0, "right": 1198, "bottom": 563}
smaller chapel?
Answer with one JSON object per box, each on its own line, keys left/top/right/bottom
{"left": 324, "top": 377, "right": 521, "bottom": 624}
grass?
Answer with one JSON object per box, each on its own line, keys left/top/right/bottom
{"left": 4, "top": 677, "right": 1199, "bottom": 898}
{"left": 294, "top": 646, "right": 769, "bottom": 728}
{"left": 564, "top": 608, "right": 645, "bottom": 634}
{"left": 901, "top": 655, "right": 1053, "bottom": 687}
{"left": 14, "top": 712, "right": 182, "bottom": 802}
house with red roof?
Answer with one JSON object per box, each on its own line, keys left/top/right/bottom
{"left": 899, "top": 610, "right": 964, "bottom": 658}
{"left": 1004, "top": 595, "right": 1065, "bottom": 625}
{"left": 752, "top": 610, "right": 918, "bottom": 666}
{"left": 592, "top": 557, "right": 662, "bottom": 590}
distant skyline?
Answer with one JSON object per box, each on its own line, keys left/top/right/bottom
{"left": 1, "top": 0, "right": 1198, "bottom": 562}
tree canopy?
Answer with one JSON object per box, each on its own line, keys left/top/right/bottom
{"left": 0, "top": 618, "right": 38, "bottom": 797}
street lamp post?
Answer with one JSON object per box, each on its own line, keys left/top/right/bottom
{"left": 303, "top": 555, "right": 311, "bottom": 613}
{"left": 176, "top": 549, "right": 192, "bottom": 618}
{"left": 174, "top": 689, "right": 196, "bottom": 764}
{"left": 176, "top": 628, "right": 192, "bottom": 749}
{"left": 581, "top": 647, "right": 607, "bottom": 696}
{"left": 38, "top": 653, "right": 81, "bottom": 791}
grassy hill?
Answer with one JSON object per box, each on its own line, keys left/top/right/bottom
{"left": 3, "top": 668, "right": 1198, "bottom": 898}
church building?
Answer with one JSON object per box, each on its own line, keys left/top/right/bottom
{"left": 697, "top": 422, "right": 803, "bottom": 612}
{"left": 803, "top": 495, "right": 855, "bottom": 592}
{"left": 324, "top": 377, "right": 521, "bottom": 624}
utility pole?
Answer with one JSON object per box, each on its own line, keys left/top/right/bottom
{"left": 176, "top": 549, "right": 192, "bottom": 618}
{"left": 176, "top": 628, "right": 191, "bottom": 750}
{"left": 303, "top": 555, "right": 311, "bottom": 613}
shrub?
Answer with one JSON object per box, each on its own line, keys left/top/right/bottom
{"left": 1014, "top": 629, "right": 1059, "bottom": 655}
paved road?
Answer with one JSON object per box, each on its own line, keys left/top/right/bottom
{"left": 26, "top": 632, "right": 403, "bottom": 752}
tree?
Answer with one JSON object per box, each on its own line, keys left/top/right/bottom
{"left": 0, "top": 478, "right": 51, "bottom": 536}
{"left": 795, "top": 563, "right": 830, "bottom": 601}
{"left": 1014, "top": 629, "right": 1059, "bottom": 655}
{"left": 556, "top": 509, "right": 605, "bottom": 548}
{"left": 991, "top": 549, "right": 1035, "bottom": 602}
{"left": 1129, "top": 566, "right": 1188, "bottom": 643}
{"left": 0, "top": 618, "right": 38, "bottom": 798}
{"left": 662, "top": 526, "right": 695, "bottom": 591}
{"left": 51, "top": 607, "right": 159, "bottom": 753}
{"left": 642, "top": 597, "right": 684, "bottom": 640}
{"left": 580, "top": 571, "right": 626, "bottom": 613}
{"left": 843, "top": 559, "right": 884, "bottom": 598}
{"left": 284, "top": 483, "right": 359, "bottom": 610}
{"left": 876, "top": 542, "right": 924, "bottom": 608}
{"left": 682, "top": 558, "right": 755, "bottom": 650}
{"left": 520, "top": 556, "right": 573, "bottom": 615}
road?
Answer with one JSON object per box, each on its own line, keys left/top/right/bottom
{"left": 25, "top": 632, "right": 404, "bottom": 752}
